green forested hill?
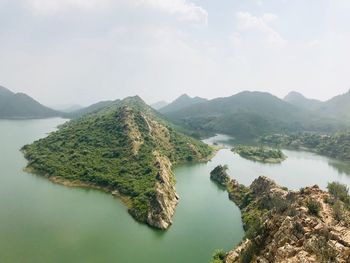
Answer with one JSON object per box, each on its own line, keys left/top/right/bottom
{"left": 66, "top": 100, "right": 116, "bottom": 118}
{"left": 22, "top": 96, "right": 213, "bottom": 229}
{"left": 284, "top": 90, "right": 350, "bottom": 123}
{"left": 164, "top": 91, "right": 341, "bottom": 139}
{"left": 0, "top": 86, "right": 61, "bottom": 119}
{"left": 316, "top": 90, "right": 350, "bottom": 120}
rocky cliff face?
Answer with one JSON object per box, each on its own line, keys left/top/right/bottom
{"left": 220, "top": 176, "right": 350, "bottom": 263}
{"left": 147, "top": 152, "right": 179, "bottom": 229}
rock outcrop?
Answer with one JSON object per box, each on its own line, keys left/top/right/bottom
{"left": 147, "top": 152, "right": 179, "bottom": 229}
{"left": 210, "top": 165, "right": 230, "bottom": 187}
{"left": 219, "top": 176, "right": 350, "bottom": 263}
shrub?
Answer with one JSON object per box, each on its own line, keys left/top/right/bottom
{"left": 259, "top": 196, "right": 290, "bottom": 214}
{"left": 211, "top": 249, "right": 226, "bottom": 263}
{"left": 307, "top": 199, "right": 321, "bottom": 216}
{"left": 292, "top": 222, "right": 304, "bottom": 236}
{"left": 244, "top": 214, "right": 263, "bottom": 239}
{"left": 313, "top": 236, "right": 337, "bottom": 262}
{"left": 327, "top": 182, "right": 350, "bottom": 206}
{"left": 240, "top": 243, "right": 259, "bottom": 263}
{"left": 332, "top": 200, "right": 345, "bottom": 221}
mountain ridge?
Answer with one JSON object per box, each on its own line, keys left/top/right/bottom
{"left": 0, "top": 86, "right": 62, "bottom": 119}
{"left": 150, "top": 100, "right": 169, "bottom": 110}
{"left": 164, "top": 91, "right": 341, "bottom": 139}
{"left": 284, "top": 91, "right": 323, "bottom": 111}
{"left": 159, "top": 94, "right": 207, "bottom": 114}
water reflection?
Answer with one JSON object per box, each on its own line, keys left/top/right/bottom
{"left": 328, "top": 160, "right": 350, "bottom": 176}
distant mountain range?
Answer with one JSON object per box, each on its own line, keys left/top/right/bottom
{"left": 159, "top": 94, "right": 207, "bottom": 114}
{"left": 2, "top": 84, "right": 350, "bottom": 139}
{"left": 0, "top": 86, "right": 61, "bottom": 119}
{"left": 162, "top": 91, "right": 346, "bottom": 139}
{"left": 285, "top": 90, "right": 350, "bottom": 120}
{"left": 316, "top": 90, "right": 350, "bottom": 119}
{"left": 150, "top": 101, "right": 169, "bottom": 110}
{"left": 284, "top": 91, "right": 323, "bottom": 111}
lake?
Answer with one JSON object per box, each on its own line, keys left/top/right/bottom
{"left": 1, "top": 120, "right": 349, "bottom": 263}
{"left": 0, "top": 119, "right": 243, "bottom": 263}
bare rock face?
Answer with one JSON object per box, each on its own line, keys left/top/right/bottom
{"left": 250, "top": 176, "right": 277, "bottom": 196}
{"left": 146, "top": 152, "right": 179, "bottom": 230}
{"left": 223, "top": 176, "right": 350, "bottom": 263}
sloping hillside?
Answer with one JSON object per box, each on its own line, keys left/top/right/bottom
{"left": 67, "top": 100, "right": 116, "bottom": 118}
{"left": 0, "top": 86, "right": 61, "bottom": 119}
{"left": 316, "top": 90, "right": 350, "bottom": 120}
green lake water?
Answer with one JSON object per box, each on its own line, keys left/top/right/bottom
{"left": 1, "top": 120, "right": 350, "bottom": 263}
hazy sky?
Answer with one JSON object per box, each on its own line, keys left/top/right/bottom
{"left": 1, "top": 0, "right": 350, "bottom": 107}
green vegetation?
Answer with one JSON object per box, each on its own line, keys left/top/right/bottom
{"left": 327, "top": 182, "right": 350, "bottom": 222}
{"left": 22, "top": 96, "right": 213, "bottom": 227}
{"left": 232, "top": 145, "right": 286, "bottom": 164}
{"left": 210, "top": 165, "right": 230, "bottom": 187}
{"left": 67, "top": 100, "right": 115, "bottom": 118}
{"left": 313, "top": 230, "right": 338, "bottom": 263}
{"left": 327, "top": 182, "right": 350, "bottom": 205}
{"left": 307, "top": 199, "right": 321, "bottom": 216}
{"left": 260, "top": 132, "right": 350, "bottom": 161}
{"left": 211, "top": 249, "right": 226, "bottom": 263}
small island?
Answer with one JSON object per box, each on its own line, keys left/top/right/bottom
{"left": 210, "top": 165, "right": 230, "bottom": 187}
{"left": 232, "top": 145, "right": 286, "bottom": 164}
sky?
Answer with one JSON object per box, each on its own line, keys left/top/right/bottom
{"left": 0, "top": 0, "right": 350, "bottom": 107}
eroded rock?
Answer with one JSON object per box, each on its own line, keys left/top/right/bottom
{"left": 221, "top": 176, "right": 350, "bottom": 263}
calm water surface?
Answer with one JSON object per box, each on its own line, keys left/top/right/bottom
{"left": 205, "top": 134, "right": 350, "bottom": 190}
{"left": 1, "top": 121, "right": 350, "bottom": 263}
{"left": 0, "top": 119, "right": 243, "bottom": 263}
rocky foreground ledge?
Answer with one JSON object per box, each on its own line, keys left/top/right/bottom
{"left": 210, "top": 166, "right": 350, "bottom": 263}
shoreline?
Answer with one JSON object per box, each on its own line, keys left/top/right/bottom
{"left": 22, "top": 146, "right": 217, "bottom": 229}
{"left": 23, "top": 166, "right": 133, "bottom": 209}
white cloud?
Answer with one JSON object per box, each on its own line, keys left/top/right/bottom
{"left": 24, "top": 0, "right": 108, "bottom": 14}
{"left": 229, "top": 32, "right": 242, "bottom": 47}
{"left": 236, "top": 12, "right": 286, "bottom": 48}
{"left": 24, "top": 0, "right": 208, "bottom": 25}
{"left": 261, "top": 13, "right": 278, "bottom": 23}
{"left": 135, "top": 0, "right": 208, "bottom": 25}
{"left": 307, "top": 39, "right": 320, "bottom": 48}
